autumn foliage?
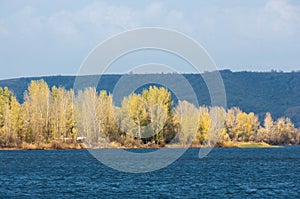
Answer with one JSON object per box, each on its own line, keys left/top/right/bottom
{"left": 0, "top": 80, "right": 299, "bottom": 148}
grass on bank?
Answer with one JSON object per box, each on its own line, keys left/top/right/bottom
{"left": 236, "top": 142, "right": 281, "bottom": 148}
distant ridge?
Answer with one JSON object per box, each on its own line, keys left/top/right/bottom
{"left": 0, "top": 70, "right": 299, "bottom": 126}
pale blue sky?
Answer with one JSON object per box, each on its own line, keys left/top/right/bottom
{"left": 0, "top": 0, "right": 300, "bottom": 79}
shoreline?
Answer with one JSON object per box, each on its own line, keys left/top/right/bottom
{"left": 0, "top": 142, "right": 284, "bottom": 151}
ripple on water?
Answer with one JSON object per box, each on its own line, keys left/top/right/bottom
{"left": 0, "top": 147, "right": 299, "bottom": 198}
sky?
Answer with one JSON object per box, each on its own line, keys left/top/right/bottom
{"left": 0, "top": 0, "right": 300, "bottom": 79}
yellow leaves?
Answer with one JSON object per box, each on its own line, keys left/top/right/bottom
{"left": 142, "top": 86, "right": 172, "bottom": 114}
{"left": 128, "top": 86, "right": 172, "bottom": 127}
{"left": 24, "top": 80, "right": 51, "bottom": 143}
{"left": 27, "top": 80, "right": 50, "bottom": 102}
{"left": 174, "top": 100, "right": 199, "bottom": 145}
{"left": 1, "top": 80, "right": 299, "bottom": 148}
{"left": 50, "top": 86, "right": 75, "bottom": 140}
{"left": 269, "top": 116, "right": 299, "bottom": 144}
{"left": 129, "top": 93, "right": 147, "bottom": 125}
{"left": 235, "top": 111, "right": 259, "bottom": 142}
{"left": 0, "top": 88, "right": 20, "bottom": 146}
{"left": 197, "top": 107, "right": 210, "bottom": 144}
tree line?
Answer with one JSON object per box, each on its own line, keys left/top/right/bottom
{"left": 0, "top": 80, "right": 299, "bottom": 148}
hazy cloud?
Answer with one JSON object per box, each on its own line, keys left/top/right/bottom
{"left": 0, "top": 0, "right": 299, "bottom": 79}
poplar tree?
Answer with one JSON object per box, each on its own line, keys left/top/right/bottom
{"left": 24, "top": 80, "right": 51, "bottom": 143}
{"left": 174, "top": 100, "right": 198, "bottom": 145}
{"left": 197, "top": 106, "right": 210, "bottom": 145}
{"left": 257, "top": 112, "right": 273, "bottom": 142}
{"left": 75, "top": 88, "right": 100, "bottom": 146}
{"left": 50, "top": 87, "right": 76, "bottom": 142}
{"left": 142, "top": 86, "right": 172, "bottom": 144}
{"left": 129, "top": 93, "right": 148, "bottom": 140}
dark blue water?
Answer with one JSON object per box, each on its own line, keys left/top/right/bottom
{"left": 1, "top": 147, "right": 300, "bottom": 198}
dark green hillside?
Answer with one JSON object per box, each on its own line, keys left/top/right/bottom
{"left": 0, "top": 70, "right": 299, "bottom": 126}
{"left": 0, "top": 75, "right": 122, "bottom": 102}
{"left": 220, "top": 70, "right": 300, "bottom": 124}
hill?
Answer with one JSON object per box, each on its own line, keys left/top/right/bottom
{"left": 0, "top": 70, "right": 299, "bottom": 126}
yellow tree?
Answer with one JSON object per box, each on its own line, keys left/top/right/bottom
{"left": 10, "top": 96, "right": 22, "bottom": 146}
{"left": 235, "top": 112, "right": 251, "bottom": 142}
{"left": 206, "top": 107, "right": 227, "bottom": 147}
{"left": 50, "top": 86, "right": 76, "bottom": 142}
{"left": 65, "top": 89, "right": 77, "bottom": 142}
{"left": 118, "top": 96, "right": 138, "bottom": 138}
{"left": 50, "top": 86, "right": 66, "bottom": 140}
{"left": 0, "top": 87, "right": 12, "bottom": 146}
{"left": 24, "top": 80, "right": 51, "bottom": 143}
{"left": 142, "top": 86, "right": 172, "bottom": 144}
{"left": 129, "top": 93, "right": 148, "bottom": 140}
{"left": 0, "top": 88, "right": 21, "bottom": 147}
{"left": 257, "top": 112, "right": 273, "bottom": 143}
{"left": 271, "top": 117, "right": 299, "bottom": 144}
{"left": 248, "top": 112, "right": 260, "bottom": 141}
{"left": 96, "top": 91, "right": 118, "bottom": 142}
{"left": 196, "top": 106, "right": 211, "bottom": 145}
{"left": 0, "top": 98, "right": 12, "bottom": 146}
{"left": 75, "top": 88, "right": 100, "bottom": 146}
{"left": 225, "top": 107, "right": 240, "bottom": 141}
{"left": 229, "top": 109, "right": 259, "bottom": 142}
{"left": 174, "top": 100, "right": 198, "bottom": 146}
{"left": 0, "top": 87, "right": 11, "bottom": 129}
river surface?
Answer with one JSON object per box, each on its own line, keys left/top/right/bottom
{"left": 0, "top": 147, "right": 300, "bottom": 198}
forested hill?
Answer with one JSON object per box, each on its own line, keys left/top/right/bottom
{"left": 0, "top": 70, "right": 299, "bottom": 126}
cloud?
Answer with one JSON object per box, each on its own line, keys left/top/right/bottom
{"left": 265, "top": 0, "right": 299, "bottom": 20}
{"left": 0, "top": 0, "right": 299, "bottom": 77}
{"left": 1, "top": 0, "right": 299, "bottom": 45}
{"left": 263, "top": 0, "right": 300, "bottom": 35}
{"left": 0, "top": 1, "right": 193, "bottom": 79}
{"left": 0, "top": 1, "right": 192, "bottom": 42}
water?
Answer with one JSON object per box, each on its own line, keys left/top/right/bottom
{"left": 0, "top": 147, "right": 300, "bottom": 198}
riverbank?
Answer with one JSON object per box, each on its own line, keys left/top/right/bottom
{"left": 0, "top": 142, "right": 86, "bottom": 150}
{"left": 0, "top": 141, "right": 284, "bottom": 150}
{"left": 166, "top": 142, "right": 282, "bottom": 149}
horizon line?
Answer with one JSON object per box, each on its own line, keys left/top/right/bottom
{"left": 1, "top": 69, "right": 300, "bottom": 81}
